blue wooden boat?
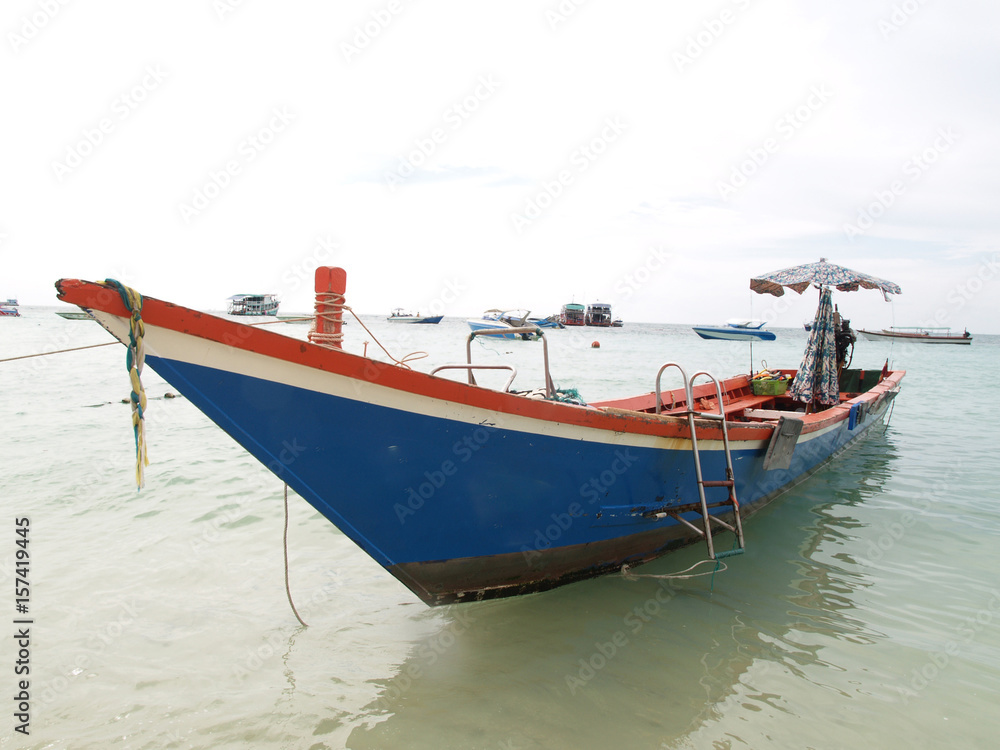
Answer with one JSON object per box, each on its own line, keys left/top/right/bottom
{"left": 528, "top": 316, "right": 563, "bottom": 329}
{"left": 55, "top": 267, "right": 904, "bottom": 606}
{"left": 387, "top": 308, "right": 443, "bottom": 324}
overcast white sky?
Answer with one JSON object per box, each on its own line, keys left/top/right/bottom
{"left": 3, "top": 1, "right": 999, "bottom": 332}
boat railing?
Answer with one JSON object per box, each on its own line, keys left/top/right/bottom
{"left": 687, "top": 371, "right": 729, "bottom": 425}
{"left": 452, "top": 327, "right": 555, "bottom": 398}
{"left": 655, "top": 362, "right": 693, "bottom": 414}
{"left": 430, "top": 364, "right": 518, "bottom": 392}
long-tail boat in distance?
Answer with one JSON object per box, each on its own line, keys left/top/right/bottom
{"left": 858, "top": 326, "right": 971, "bottom": 345}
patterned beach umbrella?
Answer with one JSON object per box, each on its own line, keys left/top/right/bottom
{"left": 787, "top": 286, "right": 839, "bottom": 405}
{"left": 751, "top": 258, "right": 900, "bottom": 406}
{"left": 750, "top": 258, "right": 901, "bottom": 299}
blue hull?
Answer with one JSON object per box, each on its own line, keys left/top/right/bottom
{"left": 145, "top": 353, "right": 893, "bottom": 603}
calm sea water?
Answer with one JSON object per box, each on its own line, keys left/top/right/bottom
{"left": 3, "top": 307, "right": 1000, "bottom": 749}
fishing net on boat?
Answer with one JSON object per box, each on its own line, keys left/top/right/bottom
{"left": 513, "top": 387, "right": 587, "bottom": 405}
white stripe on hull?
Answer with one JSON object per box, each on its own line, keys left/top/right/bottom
{"left": 89, "top": 311, "right": 836, "bottom": 453}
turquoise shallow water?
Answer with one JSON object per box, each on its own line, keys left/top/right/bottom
{"left": 3, "top": 307, "right": 1000, "bottom": 749}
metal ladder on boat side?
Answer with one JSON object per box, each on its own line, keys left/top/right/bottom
{"left": 655, "top": 363, "right": 746, "bottom": 561}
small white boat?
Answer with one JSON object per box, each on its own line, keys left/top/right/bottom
{"left": 692, "top": 319, "right": 776, "bottom": 341}
{"left": 467, "top": 309, "right": 540, "bottom": 340}
{"left": 387, "top": 308, "right": 443, "bottom": 324}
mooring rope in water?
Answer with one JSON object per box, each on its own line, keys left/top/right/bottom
{"left": 309, "top": 291, "right": 427, "bottom": 368}
{"left": 0, "top": 315, "right": 310, "bottom": 364}
{"left": 99, "top": 279, "right": 149, "bottom": 489}
{"left": 621, "top": 558, "right": 728, "bottom": 582}
{"left": 883, "top": 396, "right": 897, "bottom": 433}
{"left": 283, "top": 483, "right": 308, "bottom": 628}
{"left": 708, "top": 536, "right": 743, "bottom": 592}
{"left": 0, "top": 341, "right": 118, "bottom": 363}
{"left": 249, "top": 316, "right": 313, "bottom": 325}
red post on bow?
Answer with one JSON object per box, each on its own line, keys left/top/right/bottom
{"left": 311, "top": 267, "right": 347, "bottom": 350}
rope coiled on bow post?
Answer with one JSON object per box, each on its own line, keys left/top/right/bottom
{"left": 100, "top": 279, "right": 149, "bottom": 489}
{"left": 307, "top": 291, "right": 347, "bottom": 349}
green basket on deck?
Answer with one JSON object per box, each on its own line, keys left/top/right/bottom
{"left": 751, "top": 378, "right": 789, "bottom": 396}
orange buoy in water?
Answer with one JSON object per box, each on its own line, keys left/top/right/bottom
{"left": 591, "top": 341, "right": 600, "bottom": 348}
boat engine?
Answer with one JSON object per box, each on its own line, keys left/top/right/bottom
{"left": 834, "top": 307, "right": 856, "bottom": 370}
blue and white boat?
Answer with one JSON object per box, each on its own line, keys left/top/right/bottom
{"left": 467, "top": 309, "right": 540, "bottom": 340}
{"left": 55, "top": 264, "right": 904, "bottom": 607}
{"left": 693, "top": 319, "right": 776, "bottom": 341}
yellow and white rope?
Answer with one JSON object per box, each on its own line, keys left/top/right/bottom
{"left": 100, "top": 279, "right": 149, "bottom": 489}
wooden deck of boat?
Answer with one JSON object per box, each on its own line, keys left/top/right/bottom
{"left": 591, "top": 373, "right": 797, "bottom": 422}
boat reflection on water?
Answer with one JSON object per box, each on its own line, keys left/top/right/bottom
{"left": 343, "top": 434, "right": 899, "bottom": 749}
